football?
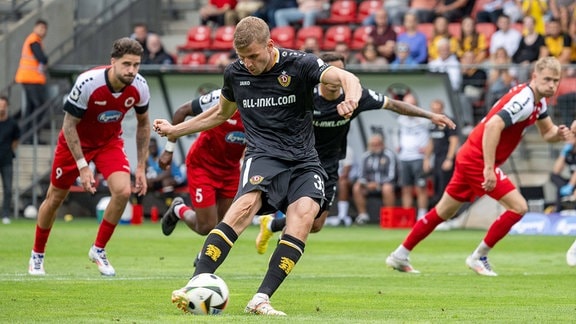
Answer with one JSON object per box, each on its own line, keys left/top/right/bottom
{"left": 184, "top": 273, "right": 229, "bottom": 315}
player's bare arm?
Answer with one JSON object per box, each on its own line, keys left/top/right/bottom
{"left": 134, "top": 110, "right": 150, "bottom": 196}
{"left": 385, "top": 98, "right": 456, "bottom": 129}
{"left": 62, "top": 112, "right": 96, "bottom": 194}
{"left": 320, "top": 66, "right": 361, "bottom": 118}
{"left": 158, "top": 101, "right": 194, "bottom": 170}
{"left": 482, "top": 115, "right": 505, "bottom": 191}
{"left": 536, "top": 116, "right": 572, "bottom": 142}
{"left": 154, "top": 97, "right": 234, "bottom": 138}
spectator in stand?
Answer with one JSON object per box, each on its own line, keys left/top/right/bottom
{"left": 410, "top": 0, "right": 439, "bottom": 23}
{"left": 461, "top": 50, "right": 488, "bottom": 123}
{"left": 253, "top": 0, "right": 297, "bottom": 28}
{"left": 476, "top": 0, "right": 521, "bottom": 25}
{"left": 365, "top": 8, "right": 397, "bottom": 63}
{"left": 414, "top": 0, "right": 474, "bottom": 24}
{"left": 512, "top": 15, "right": 546, "bottom": 82}
{"left": 15, "top": 19, "right": 48, "bottom": 135}
{"left": 200, "top": 0, "right": 238, "bottom": 27}
{"left": 429, "top": 38, "right": 462, "bottom": 92}
{"left": 274, "top": 0, "right": 329, "bottom": 28}
{"left": 352, "top": 133, "right": 397, "bottom": 225}
{"left": 146, "top": 137, "right": 185, "bottom": 207}
{"left": 130, "top": 23, "right": 150, "bottom": 58}
{"left": 227, "top": 0, "right": 264, "bottom": 25}
{"left": 357, "top": 43, "right": 388, "bottom": 70}
{"left": 390, "top": 42, "right": 419, "bottom": 70}
{"left": 396, "top": 93, "right": 431, "bottom": 220}
{"left": 300, "top": 36, "right": 321, "bottom": 55}
{"left": 489, "top": 14, "right": 522, "bottom": 60}
{"left": 397, "top": 11, "right": 428, "bottom": 64}
{"left": 485, "top": 47, "right": 517, "bottom": 110}
{"left": 541, "top": 18, "right": 572, "bottom": 66}
{"left": 142, "top": 34, "right": 175, "bottom": 65}
{"left": 333, "top": 42, "right": 358, "bottom": 65}
{"left": 456, "top": 16, "right": 488, "bottom": 64}
{"left": 428, "top": 16, "right": 459, "bottom": 61}
{"left": 0, "top": 96, "right": 20, "bottom": 225}
{"left": 521, "top": 0, "right": 548, "bottom": 36}
{"left": 423, "top": 99, "right": 459, "bottom": 208}
{"left": 362, "top": 0, "right": 409, "bottom": 27}
{"left": 550, "top": 0, "right": 575, "bottom": 34}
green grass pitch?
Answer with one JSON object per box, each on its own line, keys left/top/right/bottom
{"left": 1, "top": 217, "right": 575, "bottom": 323}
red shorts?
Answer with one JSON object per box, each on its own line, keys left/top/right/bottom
{"left": 50, "top": 139, "right": 130, "bottom": 190}
{"left": 186, "top": 166, "right": 239, "bottom": 208}
{"left": 445, "top": 161, "right": 516, "bottom": 202}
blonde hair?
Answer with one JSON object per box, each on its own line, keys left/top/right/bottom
{"left": 234, "top": 16, "right": 270, "bottom": 49}
{"left": 533, "top": 56, "right": 561, "bottom": 74}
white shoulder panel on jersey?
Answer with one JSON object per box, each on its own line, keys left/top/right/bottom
{"left": 199, "top": 89, "right": 222, "bottom": 112}
{"left": 132, "top": 73, "right": 151, "bottom": 107}
{"left": 66, "top": 68, "right": 107, "bottom": 110}
{"left": 502, "top": 86, "right": 537, "bottom": 124}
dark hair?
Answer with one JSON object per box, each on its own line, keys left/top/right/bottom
{"left": 319, "top": 52, "right": 345, "bottom": 65}
{"left": 0, "top": 95, "right": 8, "bottom": 104}
{"left": 110, "top": 37, "right": 144, "bottom": 58}
{"left": 35, "top": 19, "right": 48, "bottom": 27}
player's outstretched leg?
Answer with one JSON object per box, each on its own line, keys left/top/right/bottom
{"left": 162, "top": 197, "right": 184, "bottom": 236}
{"left": 256, "top": 215, "right": 274, "bottom": 254}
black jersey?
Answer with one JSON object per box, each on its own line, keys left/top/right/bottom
{"left": 221, "top": 48, "right": 331, "bottom": 161}
{"left": 312, "top": 85, "right": 385, "bottom": 162}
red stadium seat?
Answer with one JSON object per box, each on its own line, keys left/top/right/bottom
{"left": 318, "top": 0, "right": 357, "bottom": 25}
{"left": 208, "top": 51, "right": 233, "bottom": 66}
{"left": 476, "top": 22, "right": 497, "bottom": 47}
{"left": 296, "top": 26, "right": 324, "bottom": 49}
{"left": 271, "top": 26, "right": 296, "bottom": 49}
{"left": 351, "top": 26, "right": 373, "bottom": 50}
{"left": 177, "top": 25, "right": 212, "bottom": 52}
{"left": 180, "top": 52, "right": 207, "bottom": 66}
{"left": 210, "top": 26, "right": 235, "bottom": 51}
{"left": 356, "top": 0, "right": 383, "bottom": 24}
{"left": 322, "top": 25, "right": 352, "bottom": 51}
{"left": 448, "top": 22, "right": 461, "bottom": 38}
{"left": 417, "top": 23, "right": 434, "bottom": 41}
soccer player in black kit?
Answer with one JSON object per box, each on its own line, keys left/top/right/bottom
{"left": 153, "top": 17, "right": 365, "bottom": 316}
{"left": 255, "top": 53, "right": 456, "bottom": 254}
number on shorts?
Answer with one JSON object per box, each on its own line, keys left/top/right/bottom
{"left": 495, "top": 167, "right": 507, "bottom": 181}
{"left": 195, "top": 188, "right": 203, "bottom": 203}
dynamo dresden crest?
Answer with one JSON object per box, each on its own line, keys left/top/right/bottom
{"left": 277, "top": 71, "right": 291, "bottom": 87}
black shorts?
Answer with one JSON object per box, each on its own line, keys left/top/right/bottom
{"left": 321, "top": 158, "right": 339, "bottom": 208}
{"left": 236, "top": 155, "right": 328, "bottom": 216}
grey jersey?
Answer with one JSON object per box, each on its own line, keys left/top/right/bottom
{"left": 221, "top": 48, "right": 331, "bottom": 162}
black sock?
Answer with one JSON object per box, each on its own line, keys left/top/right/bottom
{"left": 270, "top": 217, "right": 286, "bottom": 232}
{"left": 193, "top": 222, "right": 238, "bottom": 276}
{"left": 257, "top": 234, "right": 305, "bottom": 297}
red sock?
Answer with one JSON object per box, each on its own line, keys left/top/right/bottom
{"left": 178, "top": 205, "right": 191, "bottom": 219}
{"left": 402, "top": 208, "right": 444, "bottom": 251}
{"left": 33, "top": 225, "right": 52, "bottom": 253}
{"left": 483, "top": 210, "right": 523, "bottom": 247}
{"left": 94, "top": 219, "right": 117, "bottom": 248}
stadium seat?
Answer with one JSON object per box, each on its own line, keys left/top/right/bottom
{"left": 417, "top": 23, "right": 434, "bottom": 41}
{"left": 356, "top": 0, "right": 383, "bottom": 24}
{"left": 208, "top": 51, "right": 232, "bottom": 66}
{"left": 476, "top": 22, "right": 497, "bottom": 47}
{"left": 180, "top": 52, "right": 207, "bottom": 66}
{"left": 296, "top": 26, "right": 324, "bottom": 49}
{"left": 448, "top": 22, "right": 461, "bottom": 38}
{"left": 317, "top": 0, "right": 357, "bottom": 25}
{"left": 322, "top": 25, "right": 352, "bottom": 50}
{"left": 177, "top": 25, "right": 212, "bottom": 52}
{"left": 210, "top": 26, "right": 235, "bottom": 51}
{"left": 351, "top": 25, "right": 373, "bottom": 50}
{"left": 271, "top": 26, "right": 296, "bottom": 49}
{"left": 470, "top": 0, "right": 492, "bottom": 19}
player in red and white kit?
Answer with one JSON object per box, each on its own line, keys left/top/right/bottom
{"left": 158, "top": 89, "right": 246, "bottom": 237}
{"left": 28, "top": 38, "right": 151, "bottom": 276}
{"left": 386, "top": 56, "right": 574, "bottom": 276}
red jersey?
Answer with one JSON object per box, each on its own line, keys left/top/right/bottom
{"left": 458, "top": 83, "right": 547, "bottom": 167}
{"left": 60, "top": 66, "right": 150, "bottom": 149}
{"left": 186, "top": 90, "right": 245, "bottom": 178}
